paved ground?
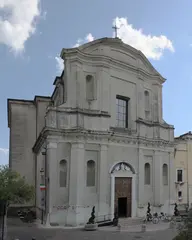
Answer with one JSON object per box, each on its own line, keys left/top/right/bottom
{"left": 7, "top": 218, "right": 178, "bottom": 240}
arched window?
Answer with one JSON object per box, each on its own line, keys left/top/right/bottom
{"left": 86, "top": 160, "right": 95, "bottom": 187}
{"left": 86, "top": 75, "right": 95, "bottom": 101}
{"left": 144, "top": 163, "right": 150, "bottom": 185}
{"left": 163, "top": 164, "right": 168, "bottom": 185}
{"left": 144, "top": 90, "right": 150, "bottom": 120}
{"left": 59, "top": 160, "right": 67, "bottom": 187}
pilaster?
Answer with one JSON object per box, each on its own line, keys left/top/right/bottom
{"left": 153, "top": 151, "right": 162, "bottom": 205}
{"left": 98, "top": 145, "right": 108, "bottom": 216}
{"left": 169, "top": 152, "right": 176, "bottom": 206}
{"left": 99, "top": 67, "right": 110, "bottom": 112}
{"left": 64, "top": 61, "right": 77, "bottom": 108}
{"left": 138, "top": 148, "right": 144, "bottom": 205}
{"left": 76, "top": 63, "right": 84, "bottom": 108}
{"left": 67, "top": 143, "right": 85, "bottom": 226}
{"left": 46, "top": 142, "right": 58, "bottom": 214}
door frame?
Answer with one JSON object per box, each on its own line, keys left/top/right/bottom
{"left": 110, "top": 164, "right": 136, "bottom": 220}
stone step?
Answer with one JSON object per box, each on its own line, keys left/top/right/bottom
{"left": 119, "top": 218, "right": 143, "bottom": 227}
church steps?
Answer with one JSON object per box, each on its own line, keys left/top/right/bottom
{"left": 119, "top": 218, "right": 143, "bottom": 227}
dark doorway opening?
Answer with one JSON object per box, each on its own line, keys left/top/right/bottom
{"left": 118, "top": 197, "right": 127, "bottom": 217}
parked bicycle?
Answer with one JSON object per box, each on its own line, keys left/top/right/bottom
{"left": 143, "top": 212, "right": 159, "bottom": 224}
{"left": 155, "top": 212, "right": 172, "bottom": 222}
{"left": 17, "top": 209, "right": 36, "bottom": 223}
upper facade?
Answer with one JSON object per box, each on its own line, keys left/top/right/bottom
{"left": 42, "top": 37, "right": 174, "bottom": 149}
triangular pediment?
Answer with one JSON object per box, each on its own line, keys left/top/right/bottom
{"left": 61, "top": 37, "right": 165, "bottom": 83}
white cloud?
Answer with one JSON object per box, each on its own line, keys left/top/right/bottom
{"left": 55, "top": 55, "right": 64, "bottom": 74}
{"left": 0, "top": 148, "right": 9, "bottom": 165}
{"left": 54, "top": 33, "right": 94, "bottom": 74}
{"left": 0, "top": 0, "right": 41, "bottom": 52}
{"left": 73, "top": 33, "right": 94, "bottom": 47}
{"left": 85, "top": 33, "right": 94, "bottom": 42}
{"left": 113, "top": 17, "right": 174, "bottom": 60}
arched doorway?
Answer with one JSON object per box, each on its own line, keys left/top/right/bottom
{"left": 110, "top": 162, "right": 136, "bottom": 219}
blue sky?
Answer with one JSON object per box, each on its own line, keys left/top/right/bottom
{"left": 0, "top": 0, "right": 192, "bottom": 164}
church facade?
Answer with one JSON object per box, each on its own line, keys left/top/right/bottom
{"left": 8, "top": 37, "right": 175, "bottom": 227}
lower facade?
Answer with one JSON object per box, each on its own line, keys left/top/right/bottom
{"left": 35, "top": 139, "right": 176, "bottom": 227}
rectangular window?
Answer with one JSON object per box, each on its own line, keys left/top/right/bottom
{"left": 177, "top": 169, "right": 183, "bottom": 182}
{"left": 116, "top": 95, "right": 129, "bottom": 128}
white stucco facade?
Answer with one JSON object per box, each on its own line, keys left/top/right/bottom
{"left": 8, "top": 37, "right": 175, "bottom": 227}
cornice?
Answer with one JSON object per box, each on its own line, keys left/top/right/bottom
{"left": 47, "top": 106, "right": 111, "bottom": 118}
{"left": 136, "top": 118, "right": 174, "bottom": 129}
{"left": 33, "top": 128, "right": 175, "bottom": 154}
{"left": 64, "top": 52, "right": 163, "bottom": 84}
{"left": 61, "top": 37, "right": 165, "bottom": 84}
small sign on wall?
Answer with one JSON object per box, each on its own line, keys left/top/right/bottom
{"left": 40, "top": 184, "right": 46, "bottom": 191}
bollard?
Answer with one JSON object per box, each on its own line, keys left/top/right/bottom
{"left": 141, "top": 224, "right": 146, "bottom": 232}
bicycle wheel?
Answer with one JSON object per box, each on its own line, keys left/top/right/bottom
{"left": 152, "top": 217, "right": 159, "bottom": 224}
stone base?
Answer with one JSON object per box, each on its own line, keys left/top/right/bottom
{"left": 84, "top": 223, "right": 98, "bottom": 231}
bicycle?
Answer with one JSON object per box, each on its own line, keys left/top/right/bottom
{"left": 17, "top": 209, "right": 36, "bottom": 223}
{"left": 158, "top": 212, "right": 172, "bottom": 222}
{"left": 143, "top": 213, "right": 159, "bottom": 224}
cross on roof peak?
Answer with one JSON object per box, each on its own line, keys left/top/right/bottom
{"left": 112, "top": 22, "right": 119, "bottom": 38}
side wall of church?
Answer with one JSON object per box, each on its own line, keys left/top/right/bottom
{"left": 9, "top": 102, "right": 36, "bottom": 206}
{"left": 9, "top": 98, "right": 51, "bottom": 208}
{"left": 9, "top": 102, "right": 36, "bottom": 186}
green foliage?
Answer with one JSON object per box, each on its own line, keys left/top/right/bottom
{"left": 173, "top": 208, "right": 192, "bottom": 240}
{"left": 0, "top": 165, "right": 34, "bottom": 204}
{"left": 173, "top": 230, "right": 188, "bottom": 240}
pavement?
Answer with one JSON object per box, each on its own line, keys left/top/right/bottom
{"left": 7, "top": 218, "right": 178, "bottom": 240}
{"left": 100, "top": 222, "right": 171, "bottom": 232}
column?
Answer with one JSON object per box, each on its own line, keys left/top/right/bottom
{"left": 98, "top": 145, "right": 108, "bottom": 217}
{"left": 46, "top": 142, "right": 58, "bottom": 223}
{"left": 67, "top": 143, "right": 85, "bottom": 226}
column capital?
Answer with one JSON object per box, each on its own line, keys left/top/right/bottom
{"left": 100, "top": 144, "right": 108, "bottom": 151}
{"left": 47, "top": 142, "right": 57, "bottom": 149}
{"left": 71, "top": 142, "right": 84, "bottom": 149}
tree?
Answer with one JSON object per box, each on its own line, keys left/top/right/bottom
{"left": 0, "top": 165, "right": 34, "bottom": 240}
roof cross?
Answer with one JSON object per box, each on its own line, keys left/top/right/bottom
{"left": 112, "top": 23, "right": 119, "bottom": 38}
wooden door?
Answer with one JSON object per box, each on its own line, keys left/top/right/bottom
{"left": 115, "top": 177, "right": 132, "bottom": 217}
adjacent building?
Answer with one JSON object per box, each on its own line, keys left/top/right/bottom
{"left": 8, "top": 37, "right": 175, "bottom": 227}
{"left": 175, "top": 131, "right": 192, "bottom": 208}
